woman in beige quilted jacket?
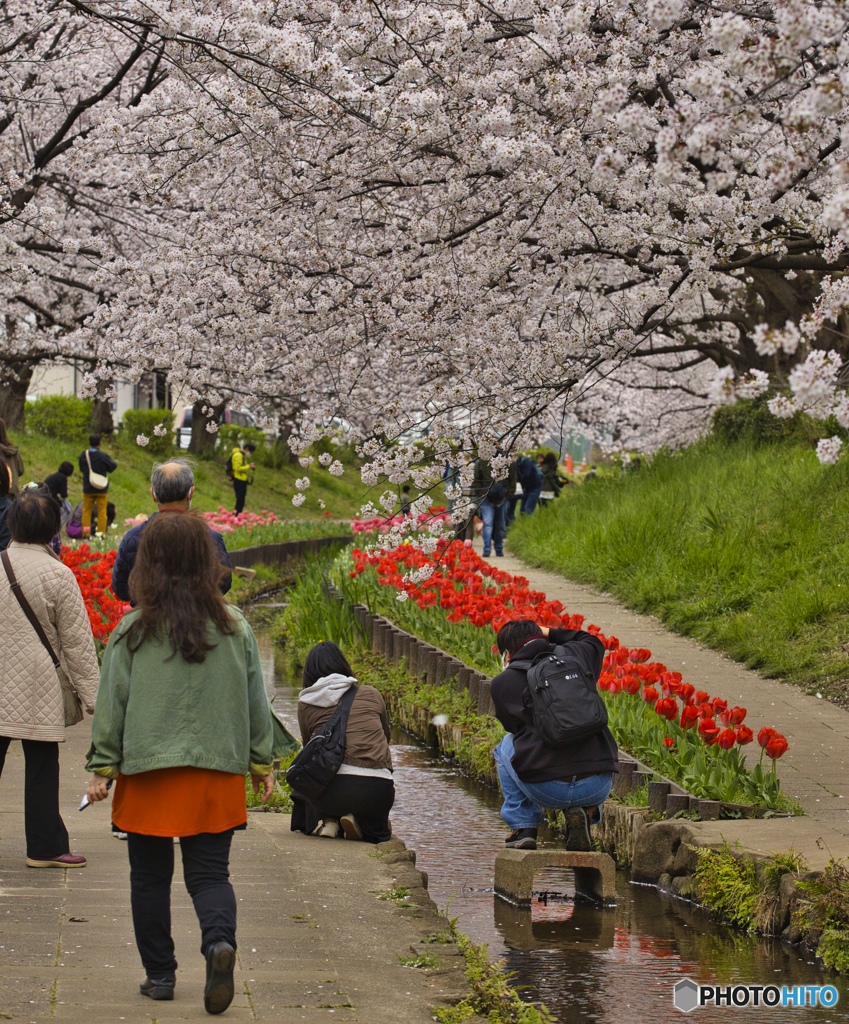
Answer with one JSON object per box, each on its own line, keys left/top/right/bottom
{"left": 0, "top": 490, "right": 100, "bottom": 868}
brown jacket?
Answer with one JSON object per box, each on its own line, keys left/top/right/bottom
{"left": 297, "top": 685, "right": 392, "bottom": 771}
{"left": 0, "top": 443, "right": 24, "bottom": 496}
{"left": 0, "top": 542, "right": 100, "bottom": 741}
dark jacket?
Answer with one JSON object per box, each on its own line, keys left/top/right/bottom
{"left": 515, "top": 457, "right": 542, "bottom": 493}
{"left": 473, "top": 458, "right": 517, "bottom": 503}
{"left": 111, "top": 511, "right": 233, "bottom": 603}
{"left": 0, "top": 496, "right": 12, "bottom": 551}
{"left": 44, "top": 471, "right": 69, "bottom": 501}
{"left": 79, "top": 447, "right": 117, "bottom": 494}
{"left": 490, "top": 627, "right": 619, "bottom": 783}
{"left": 541, "top": 465, "right": 562, "bottom": 497}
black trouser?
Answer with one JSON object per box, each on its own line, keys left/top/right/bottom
{"left": 232, "top": 479, "right": 248, "bottom": 514}
{"left": 127, "top": 830, "right": 236, "bottom": 979}
{"left": 291, "top": 776, "right": 395, "bottom": 844}
{"left": 0, "top": 736, "right": 69, "bottom": 859}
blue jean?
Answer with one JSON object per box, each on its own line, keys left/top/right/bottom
{"left": 493, "top": 733, "right": 614, "bottom": 829}
{"left": 480, "top": 499, "right": 506, "bottom": 555}
{"left": 520, "top": 487, "right": 541, "bottom": 515}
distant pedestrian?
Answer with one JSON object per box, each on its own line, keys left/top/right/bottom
{"left": 539, "top": 453, "right": 563, "bottom": 506}
{"left": 45, "top": 462, "right": 74, "bottom": 526}
{"left": 442, "top": 462, "right": 460, "bottom": 514}
{"left": 78, "top": 434, "right": 117, "bottom": 537}
{"left": 112, "top": 459, "right": 232, "bottom": 603}
{"left": 0, "top": 417, "right": 24, "bottom": 496}
{"left": 0, "top": 489, "right": 99, "bottom": 869}
{"left": 515, "top": 455, "right": 543, "bottom": 517}
{"left": 229, "top": 443, "right": 256, "bottom": 515}
{"left": 473, "top": 454, "right": 516, "bottom": 558}
{"left": 85, "top": 511, "right": 274, "bottom": 1013}
{"left": 65, "top": 499, "right": 117, "bottom": 540}
{"left": 585, "top": 464, "right": 598, "bottom": 480}
{"left": 0, "top": 458, "right": 12, "bottom": 551}
{"left": 400, "top": 485, "right": 412, "bottom": 517}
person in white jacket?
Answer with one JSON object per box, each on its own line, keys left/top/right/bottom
{"left": 0, "top": 490, "right": 100, "bottom": 868}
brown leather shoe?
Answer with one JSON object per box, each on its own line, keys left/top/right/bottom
{"left": 26, "top": 853, "right": 87, "bottom": 868}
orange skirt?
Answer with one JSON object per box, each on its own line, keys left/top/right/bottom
{"left": 112, "top": 766, "right": 247, "bottom": 837}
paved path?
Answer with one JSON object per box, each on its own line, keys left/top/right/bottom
{"left": 0, "top": 724, "right": 467, "bottom": 1023}
{"left": 480, "top": 538, "right": 849, "bottom": 867}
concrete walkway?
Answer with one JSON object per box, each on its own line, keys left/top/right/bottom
{"left": 481, "top": 539, "right": 849, "bottom": 868}
{"left": 0, "top": 724, "right": 468, "bottom": 1023}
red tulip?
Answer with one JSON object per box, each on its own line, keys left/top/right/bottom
{"left": 710, "top": 697, "right": 728, "bottom": 714}
{"left": 757, "top": 727, "right": 777, "bottom": 749}
{"left": 693, "top": 690, "right": 709, "bottom": 705}
{"left": 680, "top": 705, "right": 700, "bottom": 730}
{"left": 698, "top": 720, "right": 719, "bottom": 744}
{"left": 663, "top": 737, "right": 675, "bottom": 748}
{"left": 728, "top": 706, "right": 747, "bottom": 726}
{"left": 642, "top": 686, "right": 659, "bottom": 703}
{"left": 655, "top": 697, "right": 678, "bottom": 721}
{"left": 678, "top": 683, "right": 696, "bottom": 703}
{"left": 598, "top": 672, "right": 616, "bottom": 691}
{"left": 621, "top": 674, "right": 641, "bottom": 695}
{"left": 765, "top": 735, "right": 789, "bottom": 760}
{"left": 608, "top": 678, "right": 622, "bottom": 695}
{"left": 735, "top": 726, "right": 754, "bottom": 746}
{"left": 629, "top": 648, "right": 652, "bottom": 664}
{"left": 697, "top": 703, "right": 715, "bottom": 720}
{"left": 717, "top": 728, "right": 737, "bottom": 750}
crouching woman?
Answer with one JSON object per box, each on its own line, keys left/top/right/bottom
{"left": 84, "top": 512, "right": 274, "bottom": 1014}
{"left": 292, "top": 641, "right": 394, "bottom": 843}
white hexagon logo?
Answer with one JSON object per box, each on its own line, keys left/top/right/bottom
{"left": 674, "top": 978, "right": 700, "bottom": 1014}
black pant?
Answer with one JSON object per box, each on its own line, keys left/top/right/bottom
{"left": 232, "top": 479, "right": 248, "bottom": 514}
{"left": 127, "top": 830, "right": 236, "bottom": 979}
{"left": 0, "top": 736, "right": 69, "bottom": 859}
{"left": 291, "top": 776, "right": 395, "bottom": 844}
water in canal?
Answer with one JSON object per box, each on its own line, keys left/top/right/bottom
{"left": 256, "top": 632, "right": 849, "bottom": 1024}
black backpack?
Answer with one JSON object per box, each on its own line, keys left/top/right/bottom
{"left": 225, "top": 453, "right": 234, "bottom": 480}
{"left": 487, "top": 478, "right": 507, "bottom": 506}
{"left": 510, "top": 645, "right": 608, "bottom": 746}
{"left": 286, "top": 686, "right": 358, "bottom": 801}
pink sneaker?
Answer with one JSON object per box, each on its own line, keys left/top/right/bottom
{"left": 26, "top": 853, "right": 87, "bottom": 868}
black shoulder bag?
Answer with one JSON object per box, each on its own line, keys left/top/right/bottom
{"left": 286, "top": 686, "right": 359, "bottom": 801}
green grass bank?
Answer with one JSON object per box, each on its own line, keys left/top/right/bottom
{"left": 508, "top": 430, "right": 849, "bottom": 702}
{"left": 8, "top": 426, "right": 370, "bottom": 522}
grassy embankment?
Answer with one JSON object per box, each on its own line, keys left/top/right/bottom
{"left": 8, "top": 426, "right": 373, "bottom": 522}
{"left": 508, "top": 416, "right": 849, "bottom": 702}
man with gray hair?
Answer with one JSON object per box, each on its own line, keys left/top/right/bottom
{"left": 111, "top": 459, "right": 232, "bottom": 603}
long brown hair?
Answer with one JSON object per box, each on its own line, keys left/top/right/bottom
{"left": 123, "top": 510, "right": 235, "bottom": 662}
{"left": 0, "top": 417, "right": 10, "bottom": 447}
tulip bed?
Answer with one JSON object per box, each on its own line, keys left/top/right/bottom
{"left": 340, "top": 540, "right": 792, "bottom": 809}
{"left": 350, "top": 506, "right": 453, "bottom": 535}
{"left": 62, "top": 544, "right": 125, "bottom": 646}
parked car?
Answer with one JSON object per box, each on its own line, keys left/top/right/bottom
{"left": 175, "top": 407, "right": 257, "bottom": 449}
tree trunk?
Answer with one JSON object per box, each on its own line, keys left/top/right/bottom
{"left": 0, "top": 358, "right": 36, "bottom": 430}
{"left": 188, "top": 399, "right": 225, "bottom": 458}
{"left": 90, "top": 378, "right": 115, "bottom": 435}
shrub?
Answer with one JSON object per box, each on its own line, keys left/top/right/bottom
{"left": 27, "top": 394, "right": 94, "bottom": 440}
{"left": 122, "top": 408, "right": 175, "bottom": 458}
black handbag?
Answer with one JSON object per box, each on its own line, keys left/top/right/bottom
{"left": 286, "top": 686, "right": 358, "bottom": 802}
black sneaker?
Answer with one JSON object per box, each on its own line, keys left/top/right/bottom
{"left": 204, "top": 941, "right": 236, "bottom": 1015}
{"left": 563, "top": 807, "right": 592, "bottom": 851}
{"left": 505, "top": 828, "right": 538, "bottom": 849}
{"left": 140, "top": 976, "right": 175, "bottom": 1001}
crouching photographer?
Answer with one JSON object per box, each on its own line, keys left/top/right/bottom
{"left": 491, "top": 619, "right": 619, "bottom": 851}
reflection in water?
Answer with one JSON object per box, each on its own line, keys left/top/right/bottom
{"left": 255, "top": 633, "right": 849, "bottom": 1024}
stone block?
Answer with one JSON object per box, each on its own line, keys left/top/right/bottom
{"left": 670, "top": 874, "right": 697, "bottom": 898}
{"left": 416, "top": 641, "right": 430, "bottom": 679}
{"left": 444, "top": 658, "right": 461, "bottom": 685}
{"left": 634, "top": 771, "right": 652, "bottom": 792}
{"left": 426, "top": 649, "right": 439, "bottom": 685}
{"left": 648, "top": 781, "right": 670, "bottom": 814}
{"left": 666, "top": 794, "right": 690, "bottom": 819}
{"left": 614, "top": 762, "right": 636, "bottom": 796}
{"left": 699, "top": 799, "right": 720, "bottom": 820}
{"left": 631, "top": 821, "right": 697, "bottom": 883}
{"left": 672, "top": 838, "right": 700, "bottom": 876}
{"left": 407, "top": 639, "right": 418, "bottom": 675}
{"left": 477, "top": 679, "right": 495, "bottom": 716}
{"left": 494, "top": 848, "right": 616, "bottom": 903}
{"left": 456, "top": 666, "right": 472, "bottom": 694}
{"left": 468, "top": 673, "right": 482, "bottom": 705}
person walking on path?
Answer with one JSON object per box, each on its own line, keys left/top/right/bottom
{"left": 0, "top": 417, "right": 25, "bottom": 496}
{"left": 84, "top": 511, "right": 274, "bottom": 1014}
{"left": 230, "top": 443, "right": 256, "bottom": 515}
{"left": 473, "top": 454, "right": 516, "bottom": 558}
{"left": 539, "top": 452, "right": 563, "bottom": 506}
{"left": 111, "top": 459, "right": 232, "bottom": 603}
{"left": 490, "top": 619, "right": 618, "bottom": 852}
{"left": 292, "top": 641, "right": 394, "bottom": 844}
{"left": 78, "top": 433, "right": 117, "bottom": 537}
{"left": 0, "top": 490, "right": 99, "bottom": 869}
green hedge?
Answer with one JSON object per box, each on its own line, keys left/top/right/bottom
{"left": 122, "top": 409, "right": 175, "bottom": 458}
{"left": 27, "top": 395, "right": 94, "bottom": 440}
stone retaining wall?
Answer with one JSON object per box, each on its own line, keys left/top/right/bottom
{"left": 229, "top": 534, "right": 352, "bottom": 567}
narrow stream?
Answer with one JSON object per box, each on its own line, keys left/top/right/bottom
{"left": 256, "top": 631, "right": 849, "bottom": 1024}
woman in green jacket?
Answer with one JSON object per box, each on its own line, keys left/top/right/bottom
{"left": 85, "top": 511, "right": 274, "bottom": 1015}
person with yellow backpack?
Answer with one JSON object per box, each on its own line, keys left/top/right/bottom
{"left": 227, "top": 444, "right": 256, "bottom": 514}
